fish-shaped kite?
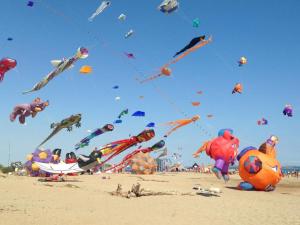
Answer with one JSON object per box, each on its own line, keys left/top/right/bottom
{"left": 88, "top": 1, "right": 111, "bottom": 22}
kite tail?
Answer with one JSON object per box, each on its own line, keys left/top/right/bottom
{"left": 140, "top": 73, "right": 161, "bottom": 84}
{"left": 37, "top": 127, "right": 61, "bottom": 148}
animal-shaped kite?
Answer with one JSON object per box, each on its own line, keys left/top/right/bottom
{"left": 74, "top": 129, "right": 155, "bottom": 171}
{"left": 158, "top": 0, "right": 179, "bottom": 14}
{"left": 163, "top": 115, "right": 200, "bottom": 137}
{"left": 23, "top": 47, "right": 88, "bottom": 94}
{"left": 237, "top": 135, "right": 282, "bottom": 191}
{"left": 75, "top": 124, "right": 114, "bottom": 150}
{"left": 283, "top": 104, "right": 293, "bottom": 117}
{"left": 174, "top": 35, "right": 206, "bottom": 57}
{"left": 232, "top": 83, "right": 243, "bottom": 94}
{"left": 193, "top": 129, "right": 239, "bottom": 181}
{"left": 10, "top": 98, "right": 49, "bottom": 124}
{"left": 139, "top": 67, "right": 171, "bottom": 83}
{"left": 88, "top": 1, "right": 111, "bottom": 22}
{"left": 38, "top": 114, "right": 82, "bottom": 147}
{"left": 0, "top": 57, "right": 17, "bottom": 82}
{"left": 238, "top": 56, "right": 247, "bottom": 66}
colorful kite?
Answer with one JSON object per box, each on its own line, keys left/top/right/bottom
{"left": 75, "top": 124, "right": 114, "bottom": 150}
{"left": 283, "top": 104, "right": 293, "bottom": 117}
{"left": 257, "top": 118, "right": 268, "bottom": 125}
{"left": 163, "top": 115, "right": 200, "bottom": 137}
{"left": 23, "top": 47, "right": 88, "bottom": 94}
{"left": 0, "top": 58, "right": 17, "bottom": 82}
{"left": 238, "top": 56, "right": 247, "bottom": 66}
{"left": 158, "top": 0, "right": 179, "bottom": 14}
{"left": 38, "top": 114, "right": 82, "bottom": 147}
{"left": 139, "top": 67, "right": 171, "bottom": 83}
{"left": 88, "top": 1, "right": 111, "bottom": 22}
{"left": 10, "top": 98, "right": 49, "bottom": 124}
{"left": 232, "top": 83, "right": 243, "bottom": 94}
{"left": 104, "top": 140, "right": 165, "bottom": 172}
{"left": 76, "top": 129, "right": 155, "bottom": 171}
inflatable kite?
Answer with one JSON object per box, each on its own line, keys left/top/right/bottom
{"left": 139, "top": 67, "right": 171, "bottom": 83}
{"left": 237, "top": 136, "right": 282, "bottom": 191}
{"left": 163, "top": 115, "right": 200, "bottom": 137}
{"left": 131, "top": 153, "right": 157, "bottom": 174}
{"left": 158, "top": 0, "right": 179, "bottom": 14}
{"left": 23, "top": 47, "right": 88, "bottom": 94}
{"left": 193, "top": 129, "right": 239, "bottom": 181}
{"left": 38, "top": 114, "right": 82, "bottom": 147}
{"left": 232, "top": 83, "right": 243, "bottom": 94}
{"left": 10, "top": 98, "right": 49, "bottom": 124}
{"left": 238, "top": 56, "right": 247, "bottom": 66}
{"left": 283, "top": 104, "right": 293, "bottom": 117}
{"left": 74, "top": 129, "right": 155, "bottom": 171}
{"left": 75, "top": 124, "right": 114, "bottom": 150}
{"left": 88, "top": 1, "right": 111, "bottom": 22}
{"left": 257, "top": 118, "right": 268, "bottom": 125}
{"left": 0, "top": 57, "right": 17, "bottom": 82}
{"left": 104, "top": 140, "right": 165, "bottom": 172}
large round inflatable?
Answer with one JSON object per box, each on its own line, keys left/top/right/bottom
{"left": 130, "top": 152, "right": 157, "bottom": 175}
{"left": 237, "top": 146, "right": 282, "bottom": 191}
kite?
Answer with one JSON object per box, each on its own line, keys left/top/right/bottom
{"left": 196, "top": 91, "right": 203, "bottom": 95}
{"left": 232, "top": 83, "right": 243, "bottom": 94}
{"left": 75, "top": 129, "right": 155, "bottom": 171}
{"left": 27, "top": 1, "right": 34, "bottom": 7}
{"left": 238, "top": 56, "right": 247, "bottom": 66}
{"left": 257, "top": 118, "right": 268, "bottom": 125}
{"left": 7, "top": 37, "right": 13, "bottom": 41}
{"left": 192, "top": 18, "right": 200, "bottom": 27}
{"left": 23, "top": 47, "right": 88, "bottom": 94}
{"left": 10, "top": 98, "right": 49, "bottom": 124}
{"left": 132, "top": 111, "right": 145, "bottom": 117}
{"left": 0, "top": 58, "right": 17, "bottom": 82}
{"left": 112, "top": 85, "right": 119, "bottom": 89}
{"left": 139, "top": 67, "right": 171, "bottom": 83}
{"left": 118, "top": 14, "right": 126, "bottom": 21}
{"left": 193, "top": 129, "right": 239, "bottom": 181}
{"left": 207, "top": 114, "right": 213, "bottom": 118}
{"left": 124, "top": 52, "right": 135, "bottom": 59}
{"left": 192, "top": 102, "right": 200, "bottom": 106}
{"left": 146, "top": 122, "right": 155, "bottom": 128}
{"left": 125, "top": 29, "right": 134, "bottom": 38}
{"left": 35, "top": 162, "right": 83, "bottom": 174}
{"left": 283, "top": 104, "right": 293, "bottom": 117}
{"left": 114, "top": 119, "right": 122, "bottom": 124}
{"left": 158, "top": 0, "right": 179, "bottom": 14}
{"left": 174, "top": 35, "right": 206, "bottom": 57}
{"left": 115, "top": 96, "right": 121, "bottom": 101}
{"left": 88, "top": 1, "right": 111, "bottom": 22}
{"left": 75, "top": 124, "right": 114, "bottom": 150}
{"left": 79, "top": 65, "right": 92, "bottom": 74}
{"left": 131, "top": 153, "right": 157, "bottom": 174}
{"left": 118, "top": 109, "right": 129, "bottom": 119}
{"left": 104, "top": 140, "right": 165, "bottom": 172}
{"left": 38, "top": 114, "right": 82, "bottom": 147}
{"left": 163, "top": 115, "right": 200, "bottom": 137}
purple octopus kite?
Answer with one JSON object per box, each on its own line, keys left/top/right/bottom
{"left": 283, "top": 104, "right": 293, "bottom": 117}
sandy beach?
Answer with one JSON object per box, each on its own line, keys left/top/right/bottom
{"left": 1, "top": 173, "right": 299, "bottom": 225}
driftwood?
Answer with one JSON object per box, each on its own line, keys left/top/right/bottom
{"left": 135, "top": 176, "right": 169, "bottom": 183}
{"left": 110, "top": 183, "right": 194, "bottom": 198}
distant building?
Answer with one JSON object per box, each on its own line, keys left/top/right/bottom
{"left": 156, "top": 158, "right": 168, "bottom": 172}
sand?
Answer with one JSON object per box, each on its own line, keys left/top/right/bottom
{"left": 1, "top": 173, "right": 300, "bottom": 225}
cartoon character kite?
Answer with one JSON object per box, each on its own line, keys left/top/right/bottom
{"left": 23, "top": 47, "right": 88, "bottom": 94}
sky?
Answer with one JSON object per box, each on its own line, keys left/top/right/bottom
{"left": 0, "top": 0, "right": 299, "bottom": 166}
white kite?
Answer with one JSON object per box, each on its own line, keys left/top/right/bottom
{"left": 88, "top": 1, "right": 111, "bottom": 22}
{"left": 35, "top": 162, "right": 84, "bottom": 174}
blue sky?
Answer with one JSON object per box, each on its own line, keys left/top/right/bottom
{"left": 1, "top": 0, "right": 299, "bottom": 166}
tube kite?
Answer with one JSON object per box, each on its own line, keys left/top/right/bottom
{"left": 163, "top": 115, "right": 200, "bottom": 137}
{"left": 23, "top": 47, "right": 88, "bottom": 94}
{"left": 88, "top": 1, "right": 111, "bottom": 22}
{"left": 38, "top": 114, "right": 82, "bottom": 147}
{"left": 75, "top": 124, "right": 114, "bottom": 150}
{"left": 139, "top": 67, "right": 171, "bottom": 83}
{"left": 0, "top": 58, "right": 17, "bottom": 82}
